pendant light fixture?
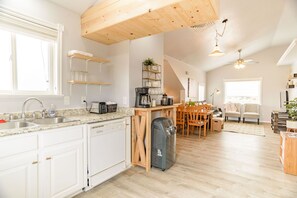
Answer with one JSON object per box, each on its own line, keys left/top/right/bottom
{"left": 209, "top": 19, "right": 228, "bottom": 57}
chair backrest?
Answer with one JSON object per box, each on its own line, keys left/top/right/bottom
{"left": 187, "top": 106, "right": 207, "bottom": 125}
{"left": 243, "top": 103, "right": 260, "bottom": 113}
{"left": 176, "top": 105, "right": 185, "bottom": 123}
{"left": 224, "top": 103, "right": 241, "bottom": 113}
{"left": 200, "top": 104, "right": 212, "bottom": 111}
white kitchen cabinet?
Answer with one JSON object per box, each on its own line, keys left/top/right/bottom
{"left": 39, "top": 125, "right": 86, "bottom": 198}
{"left": 0, "top": 125, "right": 86, "bottom": 198}
{"left": 0, "top": 151, "right": 38, "bottom": 198}
{"left": 39, "top": 142, "right": 84, "bottom": 198}
{"left": 0, "top": 134, "right": 38, "bottom": 198}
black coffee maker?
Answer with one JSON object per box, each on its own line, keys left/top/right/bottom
{"left": 135, "top": 87, "right": 151, "bottom": 108}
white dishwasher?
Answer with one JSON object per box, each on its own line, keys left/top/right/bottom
{"left": 87, "top": 118, "right": 126, "bottom": 189}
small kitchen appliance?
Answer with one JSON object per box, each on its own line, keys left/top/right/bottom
{"left": 167, "top": 96, "right": 173, "bottom": 105}
{"left": 89, "top": 102, "right": 107, "bottom": 114}
{"left": 135, "top": 87, "right": 151, "bottom": 108}
{"left": 161, "top": 93, "right": 168, "bottom": 106}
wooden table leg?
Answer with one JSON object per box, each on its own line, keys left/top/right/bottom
{"left": 145, "top": 111, "right": 151, "bottom": 172}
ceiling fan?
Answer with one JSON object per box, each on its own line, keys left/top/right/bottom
{"left": 233, "top": 49, "right": 259, "bottom": 69}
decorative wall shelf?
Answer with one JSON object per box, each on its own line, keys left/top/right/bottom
{"left": 142, "top": 69, "right": 161, "bottom": 74}
{"left": 142, "top": 63, "right": 163, "bottom": 98}
{"left": 68, "top": 53, "right": 110, "bottom": 63}
{"left": 68, "top": 51, "right": 111, "bottom": 96}
{"left": 142, "top": 78, "right": 161, "bottom": 81}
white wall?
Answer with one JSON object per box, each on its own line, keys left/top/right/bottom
{"left": 164, "top": 55, "right": 206, "bottom": 101}
{"left": 0, "top": 0, "right": 109, "bottom": 113}
{"left": 164, "top": 60, "right": 184, "bottom": 103}
{"left": 129, "top": 34, "right": 164, "bottom": 106}
{"left": 107, "top": 41, "right": 130, "bottom": 107}
{"left": 206, "top": 45, "right": 291, "bottom": 122}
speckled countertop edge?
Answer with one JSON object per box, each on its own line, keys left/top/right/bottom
{"left": 0, "top": 107, "right": 134, "bottom": 138}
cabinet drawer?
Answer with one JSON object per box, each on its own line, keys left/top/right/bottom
{"left": 0, "top": 134, "right": 37, "bottom": 158}
{"left": 39, "top": 125, "right": 84, "bottom": 148}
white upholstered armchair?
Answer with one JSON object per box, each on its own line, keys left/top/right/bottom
{"left": 224, "top": 103, "right": 241, "bottom": 123}
{"left": 242, "top": 103, "right": 260, "bottom": 125}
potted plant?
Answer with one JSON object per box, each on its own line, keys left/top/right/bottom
{"left": 285, "top": 98, "right": 297, "bottom": 129}
{"left": 143, "top": 58, "right": 158, "bottom": 71}
{"left": 143, "top": 58, "right": 155, "bottom": 66}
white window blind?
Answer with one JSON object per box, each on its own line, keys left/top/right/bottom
{"left": 0, "top": 6, "right": 59, "bottom": 40}
{"left": 0, "top": 6, "right": 63, "bottom": 95}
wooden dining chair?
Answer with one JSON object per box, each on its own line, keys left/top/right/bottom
{"left": 187, "top": 106, "right": 209, "bottom": 138}
{"left": 200, "top": 104, "right": 212, "bottom": 131}
{"left": 176, "top": 105, "right": 186, "bottom": 136}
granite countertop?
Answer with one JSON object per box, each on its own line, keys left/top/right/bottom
{"left": 0, "top": 107, "right": 134, "bottom": 138}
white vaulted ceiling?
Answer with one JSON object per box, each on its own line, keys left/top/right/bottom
{"left": 49, "top": 0, "right": 297, "bottom": 71}
{"left": 164, "top": 0, "right": 297, "bottom": 71}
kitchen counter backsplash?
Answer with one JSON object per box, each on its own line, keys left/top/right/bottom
{"left": 0, "top": 107, "right": 134, "bottom": 137}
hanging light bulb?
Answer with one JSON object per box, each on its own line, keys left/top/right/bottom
{"left": 209, "top": 44, "right": 224, "bottom": 56}
{"left": 209, "top": 19, "right": 228, "bottom": 57}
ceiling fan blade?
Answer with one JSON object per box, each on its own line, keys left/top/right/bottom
{"left": 243, "top": 59, "right": 259, "bottom": 64}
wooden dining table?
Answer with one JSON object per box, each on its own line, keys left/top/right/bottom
{"left": 180, "top": 106, "right": 214, "bottom": 137}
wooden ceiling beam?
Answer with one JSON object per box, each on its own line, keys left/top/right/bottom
{"left": 81, "top": 0, "right": 219, "bottom": 45}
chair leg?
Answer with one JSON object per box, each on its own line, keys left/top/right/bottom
{"left": 198, "top": 126, "right": 201, "bottom": 138}
{"left": 203, "top": 125, "right": 207, "bottom": 137}
{"left": 243, "top": 118, "right": 245, "bottom": 123}
{"left": 182, "top": 124, "right": 185, "bottom": 136}
{"left": 238, "top": 117, "right": 240, "bottom": 123}
{"left": 187, "top": 124, "right": 189, "bottom": 136}
{"left": 258, "top": 118, "right": 259, "bottom": 125}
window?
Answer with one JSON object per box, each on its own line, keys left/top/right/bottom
{"left": 198, "top": 83, "right": 205, "bottom": 101}
{"left": 224, "top": 79, "right": 262, "bottom": 104}
{"left": 0, "top": 7, "right": 63, "bottom": 95}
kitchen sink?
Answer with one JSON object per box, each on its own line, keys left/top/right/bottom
{"left": 0, "top": 121, "right": 38, "bottom": 130}
{"left": 32, "top": 117, "right": 77, "bottom": 125}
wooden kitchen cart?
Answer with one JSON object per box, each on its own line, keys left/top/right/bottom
{"left": 280, "top": 132, "right": 297, "bottom": 175}
{"left": 132, "top": 105, "right": 177, "bottom": 172}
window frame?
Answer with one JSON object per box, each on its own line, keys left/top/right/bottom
{"left": 223, "top": 78, "right": 262, "bottom": 105}
{"left": 0, "top": 6, "right": 63, "bottom": 96}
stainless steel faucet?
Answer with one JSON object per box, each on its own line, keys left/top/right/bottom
{"left": 21, "top": 97, "right": 46, "bottom": 119}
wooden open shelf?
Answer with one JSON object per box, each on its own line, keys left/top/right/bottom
{"left": 143, "top": 69, "right": 161, "bottom": 74}
{"left": 68, "top": 53, "right": 110, "bottom": 63}
{"left": 142, "top": 78, "right": 161, "bottom": 81}
{"left": 68, "top": 80, "right": 111, "bottom": 85}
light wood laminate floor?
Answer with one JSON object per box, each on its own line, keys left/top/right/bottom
{"left": 76, "top": 124, "right": 297, "bottom": 198}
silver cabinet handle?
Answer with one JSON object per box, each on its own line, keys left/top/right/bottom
{"left": 96, "top": 130, "right": 104, "bottom": 134}
{"left": 92, "top": 125, "right": 104, "bottom": 129}
{"left": 46, "top": 157, "right": 52, "bottom": 160}
{"left": 32, "top": 161, "right": 38, "bottom": 164}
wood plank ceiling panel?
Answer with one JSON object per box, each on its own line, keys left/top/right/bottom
{"left": 81, "top": 0, "right": 219, "bottom": 45}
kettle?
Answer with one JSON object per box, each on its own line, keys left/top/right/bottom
{"left": 161, "top": 93, "right": 168, "bottom": 106}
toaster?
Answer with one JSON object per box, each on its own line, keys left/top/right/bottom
{"left": 89, "top": 102, "right": 107, "bottom": 114}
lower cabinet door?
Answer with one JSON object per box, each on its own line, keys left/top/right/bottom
{"left": 40, "top": 142, "right": 84, "bottom": 198}
{"left": 0, "top": 152, "right": 38, "bottom": 198}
